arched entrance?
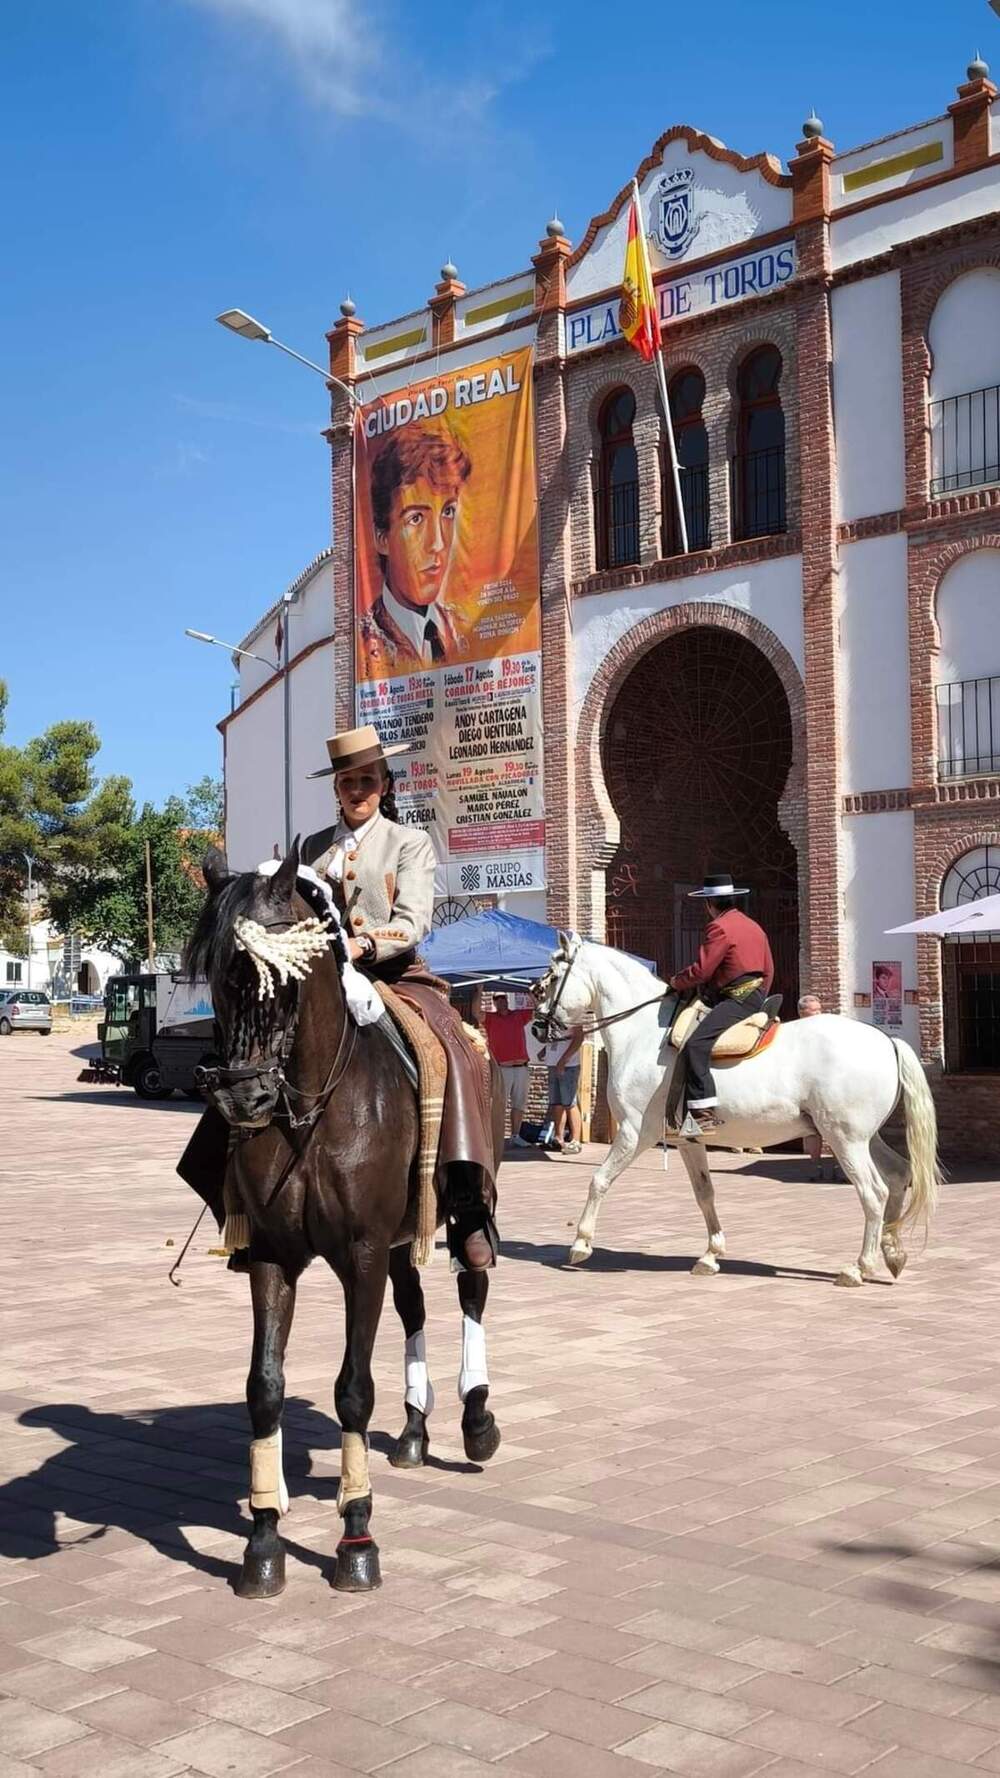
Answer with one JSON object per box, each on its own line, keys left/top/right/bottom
{"left": 602, "top": 625, "right": 800, "bottom": 1007}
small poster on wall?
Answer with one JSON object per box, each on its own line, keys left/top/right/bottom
{"left": 872, "top": 960, "right": 903, "bottom": 1028}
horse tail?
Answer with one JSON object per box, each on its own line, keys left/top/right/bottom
{"left": 890, "top": 1039, "right": 943, "bottom": 1234}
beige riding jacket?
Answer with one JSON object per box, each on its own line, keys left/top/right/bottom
{"left": 302, "top": 811, "right": 435, "bottom": 964}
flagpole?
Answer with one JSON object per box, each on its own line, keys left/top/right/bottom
{"left": 633, "top": 180, "right": 688, "bottom": 556}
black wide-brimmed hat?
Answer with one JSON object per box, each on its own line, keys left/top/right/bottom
{"left": 688, "top": 873, "right": 749, "bottom": 899}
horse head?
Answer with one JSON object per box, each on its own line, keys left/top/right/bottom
{"left": 185, "top": 838, "right": 336, "bottom": 1129}
{"left": 532, "top": 930, "right": 591, "bottom": 1041}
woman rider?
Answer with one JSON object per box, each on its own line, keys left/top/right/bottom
{"left": 302, "top": 725, "right": 499, "bottom": 1271}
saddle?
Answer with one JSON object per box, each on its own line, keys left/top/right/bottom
{"left": 671, "top": 995, "right": 782, "bottom": 1062}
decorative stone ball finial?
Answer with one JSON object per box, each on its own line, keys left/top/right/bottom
{"left": 441, "top": 259, "right": 458, "bottom": 282}
{"left": 339, "top": 295, "right": 356, "bottom": 318}
{"left": 968, "top": 52, "right": 989, "bottom": 81}
{"left": 801, "top": 110, "right": 824, "bottom": 141}
{"left": 546, "top": 214, "right": 565, "bottom": 239}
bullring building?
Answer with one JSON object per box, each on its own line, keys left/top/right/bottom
{"left": 223, "top": 54, "right": 1000, "bottom": 1157}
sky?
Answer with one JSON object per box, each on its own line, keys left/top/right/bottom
{"left": 2, "top": 0, "right": 992, "bottom": 808}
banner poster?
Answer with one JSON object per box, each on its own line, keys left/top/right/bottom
{"left": 872, "top": 959, "right": 903, "bottom": 1029}
{"left": 354, "top": 345, "right": 544, "bottom": 898}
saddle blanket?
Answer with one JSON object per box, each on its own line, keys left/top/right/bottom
{"left": 671, "top": 999, "right": 777, "bottom": 1060}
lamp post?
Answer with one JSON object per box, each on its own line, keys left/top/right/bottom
{"left": 185, "top": 602, "right": 297, "bottom": 854}
{"left": 215, "top": 309, "right": 356, "bottom": 405}
{"left": 22, "top": 853, "right": 34, "bottom": 990}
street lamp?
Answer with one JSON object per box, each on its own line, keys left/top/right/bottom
{"left": 215, "top": 309, "right": 356, "bottom": 406}
{"left": 185, "top": 603, "right": 298, "bottom": 854}
{"left": 22, "top": 853, "right": 34, "bottom": 990}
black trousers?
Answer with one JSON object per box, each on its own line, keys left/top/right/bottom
{"left": 684, "top": 986, "right": 767, "bottom": 1107}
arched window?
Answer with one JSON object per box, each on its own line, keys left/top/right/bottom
{"left": 933, "top": 550, "right": 1000, "bottom": 779}
{"left": 941, "top": 845, "right": 1000, "bottom": 1071}
{"left": 663, "top": 369, "right": 710, "bottom": 556}
{"left": 928, "top": 270, "right": 1000, "bottom": 496}
{"left": 732, "top": 345, "right": 786, "bottom": 540}
{"left": 596, "top": 388, "right": 639, "bottom": 569}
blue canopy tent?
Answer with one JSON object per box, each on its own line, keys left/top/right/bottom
{"left": 421, "top": 909, "right": 654, "bottom": 987}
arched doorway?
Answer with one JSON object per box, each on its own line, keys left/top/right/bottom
{"left": 602, "top": 626, "right": 800, "bottom": 1008}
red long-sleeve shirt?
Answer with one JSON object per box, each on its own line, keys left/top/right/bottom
{"left": 672, "top": 908, "right": 774, "bottom": 996}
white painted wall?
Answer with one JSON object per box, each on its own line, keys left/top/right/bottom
{"left": 225, "top": 639, "right": 335, "bottom": 869}
{"left": 832, "top": 274, "right": 905, "bottom": 520}
{"left": 238, "top": 558, "right": 334, "bottom": 701}
{"left": 571, "top": 553, "right": 804, "bottom": 720}
{"left": 832, "top": 118, "right": 951, "bottom": 207}
{"left": 832, "top": 162, "right": 1000, "bottom": 271}
{"left": 838, "top": 535, "right": 912, "bottom": 793}
{"left": 935, "top": 548, "right": 1000, "bottom": 683}
{"left": 840, "top": 810, "right": 920, "bottom": 1049}
{"left": 928, "top": 267, "right": 1000, "bottom": 400}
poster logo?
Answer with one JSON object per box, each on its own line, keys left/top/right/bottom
{"left": 654, "top": 168, "right": 700, "bottom": 260}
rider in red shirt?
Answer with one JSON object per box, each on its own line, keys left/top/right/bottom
{"left": 670, "top": 872, "right": 774, "bottom": 1136}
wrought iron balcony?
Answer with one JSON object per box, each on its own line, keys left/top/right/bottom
{"left": 594, "top": 479, "right": 640, "bottom": 570}
{"left": 730, "top": 446, "right": 786, "bottom": 540}
{"left": 936, "top": 674, "right": 1000, "bottom": 778}
{"left": 662, "top": 462, "right": 711, "bottom": 557}
{"left": 929, "top": 383, "right": 1000, "bottom": 497}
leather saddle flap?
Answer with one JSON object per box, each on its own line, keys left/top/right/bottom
{"left": 671, "top": 998, "right": 772, "bottom": 1059}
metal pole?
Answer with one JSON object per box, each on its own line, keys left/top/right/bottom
{"left": 144, "top": 839, "right": 156, "bottom": 972}
{"left": 23, "top": 855, "right": 33, "bottom": 990}
{"left": 631, "top": 179, "right": 689, "bottom": 556}
{"left": 282, "top": 598, "right": 292, "bottom": 854}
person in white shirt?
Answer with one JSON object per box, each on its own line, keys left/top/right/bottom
{"left": 359, "top": 427, "right": 470, "bottom": 676}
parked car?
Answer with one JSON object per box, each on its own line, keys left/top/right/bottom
{"left": 0, "top": 989, "right": 53, "bottom": 1035}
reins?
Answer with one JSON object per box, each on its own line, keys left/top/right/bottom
{"left": 538, "top": 939, "right": 671, "bottom": 1041}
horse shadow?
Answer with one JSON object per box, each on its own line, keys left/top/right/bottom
{"left": 1, "top": 1396, "right": 462, "bottom": 1591}
{"left": 499, "top": 1238, "right": 838, "bottom": 1283}
{"left": 819, "top": 1534, "right": 1000, "bottom": 1686}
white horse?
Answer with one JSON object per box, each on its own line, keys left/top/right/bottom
{"left": 533, "top": 935, "right": 941, "bottom": 1288}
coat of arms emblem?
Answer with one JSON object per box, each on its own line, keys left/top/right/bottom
{"left": 653, "top": 167, "right": 700, "bottom": 260}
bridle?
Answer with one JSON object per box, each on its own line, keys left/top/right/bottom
{"left": 195, "top": 916, "right": 357, "bottom": 1133}
{"left": 535, "top": 939, "right": 672, "bottom": 1042}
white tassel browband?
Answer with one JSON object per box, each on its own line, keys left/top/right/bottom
{"left": 233, "top": 915, "right": 332, "bottom": 1001}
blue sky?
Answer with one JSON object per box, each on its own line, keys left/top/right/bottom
{"left": 2, "top": 0, "right": 991, "bottom": 806}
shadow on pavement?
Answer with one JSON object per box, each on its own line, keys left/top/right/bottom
{"left": 3, "top": 1397, "right": 472, "bottom": 1591}
{"left": 29, "top": 1092, "right": 202, "bottom": 1111}
{"left": 819, "top": 1534, "right": 1000, "bottom": 1684}
{"left": 500, "top": 1238, "right": 838, "bottom": 1283}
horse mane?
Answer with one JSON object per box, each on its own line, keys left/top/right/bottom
{"left": 580, "top": 940, "right": 664, "bottom": 995}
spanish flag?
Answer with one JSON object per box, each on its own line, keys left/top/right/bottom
{"left": 619, "top": 193, "right": 660, "bottom": 363}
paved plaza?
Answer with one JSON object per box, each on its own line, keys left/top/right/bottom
{"left": 3, "top": 1031, "right": 1000, "bottom": 1777}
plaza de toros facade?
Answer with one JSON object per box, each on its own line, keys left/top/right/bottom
{"left": 224, "top": 54, "right": 1000, "bottom": 1156}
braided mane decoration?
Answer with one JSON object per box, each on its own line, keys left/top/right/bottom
{"left": 234, "top": 915, "right": 332, "bottom": 1000}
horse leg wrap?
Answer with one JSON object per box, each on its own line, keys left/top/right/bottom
{"left": 404, "top": 1331, "right": 435, "bottom": 1415}
{"left": 337, "top": 1431, "right": 371, "bottom": 1512}
{"left": 458, "top": 1314, "right": 489, "bottom": 1402}
{"left": 249, "top": 1431, "right": 289, "bottom": 1516}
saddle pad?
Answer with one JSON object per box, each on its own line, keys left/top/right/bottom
{"left": 374, "top": 983, "right": 447, "bottom": 1268}
{"left": 671, "top": 999, "right": 770, "bottom": 1058}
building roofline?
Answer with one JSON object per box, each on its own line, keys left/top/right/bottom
{"left": 235, "top": 548, "right": 335, "bottom": 656}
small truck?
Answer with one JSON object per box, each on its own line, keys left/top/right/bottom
{"left": 80, "top": 972, "right": 216, "bottom": 1100}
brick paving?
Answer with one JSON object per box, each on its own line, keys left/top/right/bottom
{"left": 4, "top": 1029, "right": 1000, "bottom": 1776}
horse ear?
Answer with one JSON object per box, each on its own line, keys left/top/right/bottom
{"left": 202, "top": 847, "right": 229, "bottom": 895}
{"left": 557, "top": 929, "right": 571, "bottom": 955}
{"left": 267, "top": 836, "right": 301, "bottom": 904}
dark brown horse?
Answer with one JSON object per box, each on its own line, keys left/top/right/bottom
{"left": 183, "top": 842, "right": 503, "bottom": 1598}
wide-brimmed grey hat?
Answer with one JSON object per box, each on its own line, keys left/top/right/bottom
{"left": 688, "top": 872, "right": 749, "bottom": 899}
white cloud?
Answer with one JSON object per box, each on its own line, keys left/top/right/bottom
{"left": 182, "top": 0, "right": 548, "bottom": 132}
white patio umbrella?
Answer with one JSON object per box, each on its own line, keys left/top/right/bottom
{"left": 886, "top": 893, "right": 1000, "bottom": 937}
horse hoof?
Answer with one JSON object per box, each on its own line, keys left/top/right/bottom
{"left": 691, "top": 1258, "right": 720, "bottom": 1276}
{"left": 568, "top": 1242, "right": 592, "bottom": 1266}
{"left": 835, "top": 1265, "right": 864, "bottom": 1288}
{"left": 882, "top": 1246, "right": 907, "bottom": 1279}
{"left": 463, "top": 1414, "right": 502, "bottom": 1464}
{"left": 234, "top": 1543, "right": 285, "bottom": 1599}
{"left": 332, "top": 1536, "right": 382, "bottom": 1592}
{"left": 389, "top": 1429, "right": 429, "bottom": 1469}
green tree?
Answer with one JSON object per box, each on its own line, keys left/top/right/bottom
{"left": 181, "top": 775, "right": 223, "bottom": 833}
{"left": 50, "top": 799, "right": 210, "bottom": 965}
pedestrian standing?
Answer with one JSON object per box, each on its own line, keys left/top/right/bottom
{"left": 798, "top": 992, "right": 841, "bottom": 1182}
{"left": 483, "top": 991, "right": 533, "bottom": 1148}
